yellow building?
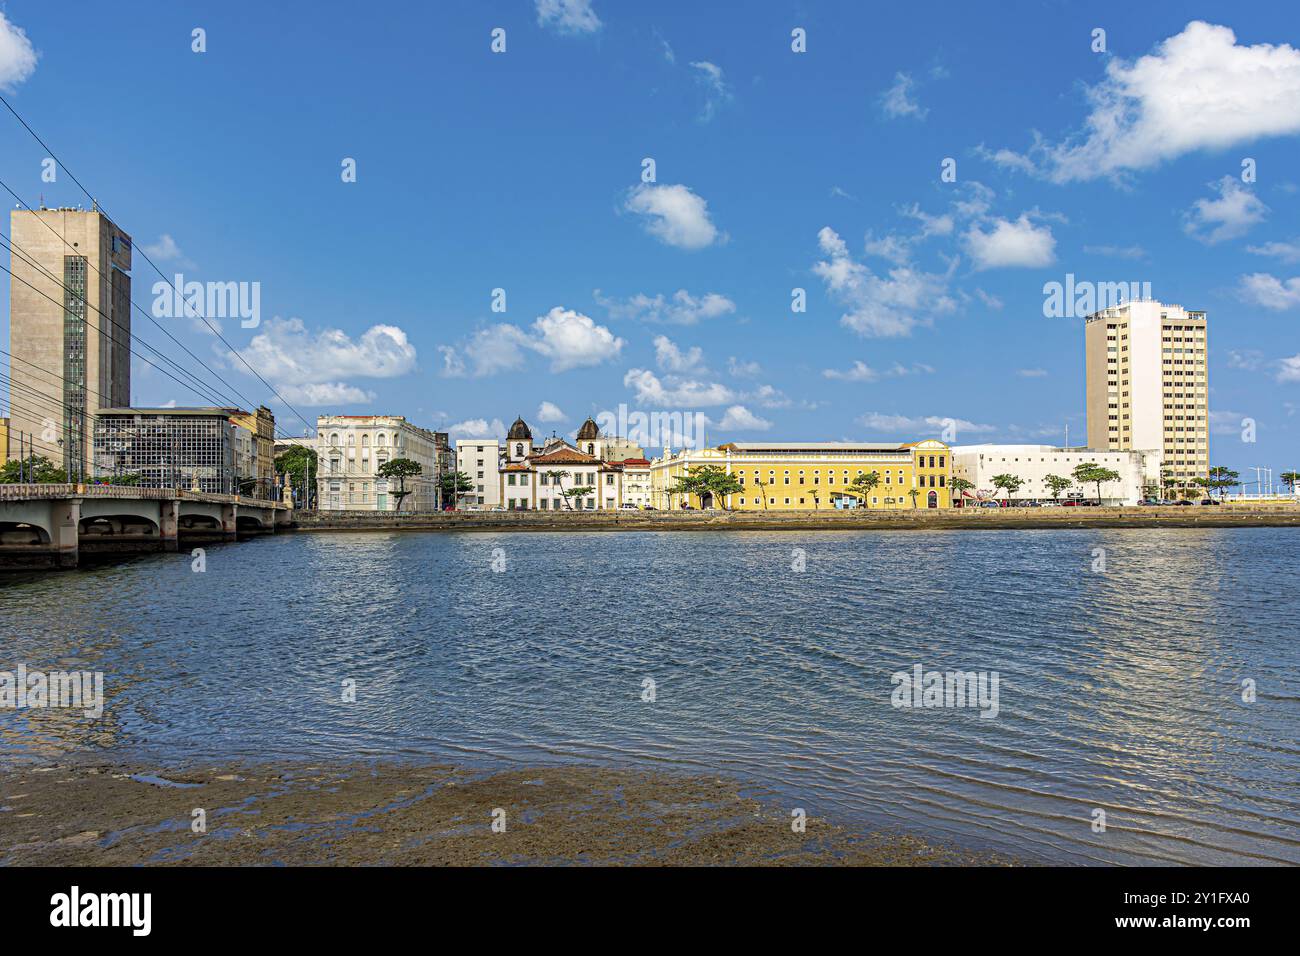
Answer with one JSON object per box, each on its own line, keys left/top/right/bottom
{"left": 230, "top": 405, "right": 276, "bottom": 499}
{"left": 650, "top": 440, "right": 953, "bottom": 510}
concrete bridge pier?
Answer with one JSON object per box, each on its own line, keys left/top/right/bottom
{"left": 160, "top": 499, "right": 180, "bottom": 552}
{"left": 53, "top": 498, "right": 81, "bottom": 569}
{"left": 221, "top": 503, "right": 238, "bottom": 542}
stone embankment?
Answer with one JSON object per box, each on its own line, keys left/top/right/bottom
{"left": 291, "top": 504, "right": 1300, "bottom": 533}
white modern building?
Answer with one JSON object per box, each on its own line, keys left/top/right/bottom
{"left": 1084, "top": 299, "right": 1208, "bottom": 495}
{"left": 455, "top": 438, "right": 501, "bottom": 509}
{"left": 951, "top": 444, "right": 1162, "bottom": 506}
{"left": 316, "top": 415, "right": 440, "bottom": 511}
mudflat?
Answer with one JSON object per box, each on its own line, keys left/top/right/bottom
{"left": 0, "top": 761, "right": 1009, "bottom": 866}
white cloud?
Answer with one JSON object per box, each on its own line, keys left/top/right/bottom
{"left": 535, "top": 0, "right": 601, "bottom": 35}
{"left": 727, "top": 356, "right": 761, "bottom": 378}
{"left": 537, "top": 401, "right": 566, "bottom": 423}
{"left": 881, "top": 72, "right": 926, "bottom": 119}
{"left": 1227, "top": 349, "right": 1264, "bottom": 371}
{"left": 623, "top": 368, "right": 735, "bottom": 407}
{"left": 624, "top": 183, "right": 723, "bottom": 250}
{"left": 717, "top": 405, "right": 772, "bottom": 431}
{"left": 1246, "top": 238, "right": 1300, "bottom": 264}
{"left": 858, "top": 412, "right": 996, "bottom": 436}
{"left": 440, "top": 308, "right": 623, "bottom": 376}
{"left": 1017, "top": 368, "right": 1049, "bottom": 378}
{"left": 1278, "top": 355, "right": 1300, "bottom": 382}
{"left": 1001, "top": 22, "right": 1300, "bottom": 182}
{"left": 1238, "top": 273, "right": 1300, "bottom": 310}
{"left": 448, "top": 417, "right": 508, "bottom": 439}
{"left": 963, "top": 215, "right": 1056, "bottom": 270}
{"left": 1084, "top": 244, "right": 1149, "bottom": 260}
{"left": 690, "top": 61, "right": 733, "bottom": 122}
{"left": 823, "top": 361, "right": 879, "bottom": 382}
{"left": 0, "top": 13, "right": 37, "bottom": 91}
{"left": 278, "top": 382, "right": 376, "bottom": 406}
{"left": 594, "top": 288, "right": 735, "bottom": 324}
{"left": 1184, "top": 177, "right": 1268, "bottom": 244}
{"left": 529, "top": 307, "right": 624, "bottom": 371}
{"left": 653, "top": 335, "right": 705, "bottom": 374}
{"left": 233, "top": 317, "right": 416, "bottom": 405}
{"left": 142, "top": 233, "right": 192, "bottom": 266}
{"left": 812, "top": 226, "right": 954, "bottom": 338}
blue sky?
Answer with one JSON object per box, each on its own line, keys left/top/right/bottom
{"left": 1, "top": 0, "right": 1298, "bottom": 480}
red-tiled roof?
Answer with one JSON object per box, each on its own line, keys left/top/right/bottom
{"left": 528, "top": 448, "right": 601, "bottom": 465}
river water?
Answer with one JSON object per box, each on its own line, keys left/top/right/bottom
{"left": 2, "top": 528, "right": 1297, "bottom": 865}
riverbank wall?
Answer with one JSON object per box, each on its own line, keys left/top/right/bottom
{"left": 291, "top": 504, "right": 1300, "bottom": 533}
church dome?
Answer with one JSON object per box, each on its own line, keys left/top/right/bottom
{"left": 507, "top": 417, "right": 532, "bottom": 441}
{"left": 576, "top": 417, "right": 600, "bottom": 441}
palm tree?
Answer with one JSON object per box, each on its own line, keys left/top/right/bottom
{"left": 752, "top": 476, "right": 770, "bottom": 510}
{"left": 908, "top": 488, "right": 921, "bottom": 508}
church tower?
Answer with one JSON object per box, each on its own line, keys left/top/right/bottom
{"left": 507, "top": 416, "right": 533, "bottom": 461}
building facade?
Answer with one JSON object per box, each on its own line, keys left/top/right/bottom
{"left": 230, "top": 405, "right": 277, "bottom": 499}
{"left": 1085, "top": 300, "right": 1208, "bottom": 494}
{"left": 455, "top": 438, "right": 501, "bottom": 509}
{"left": 92, "top": 407, "right": 243, "bottom": 493}
{"left": 619, "top": 458, "right": 651, "bottom": 508}
{"left": 8, "top": 208, "right": 133, "bottom": 479}
{"left": 650, "top": 440, "right": 953, "bottom": 510}
{"left": 316, "top": 415, "right": 439, "bottom": 511}
{"left": 499, "top": 417, "right": 624, "bottom": 510}
{"left": 950, "top": 444, "right": 1162, "bottom": 506}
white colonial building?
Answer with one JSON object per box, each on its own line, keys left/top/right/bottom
{"left": 950, "top": 444, "right": 1162, "bottom": 506}
{"left": 618, "top": 457, "right": 651, "bottom": 508}
{"left": 500, "top": 416, "right": 625, "bottom": 510}
{"left": 316, "top": 415, "right": 440, "bottom": 511}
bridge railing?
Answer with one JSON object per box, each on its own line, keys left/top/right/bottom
{"left": 0, "top": 484, "right": 288, "bottom": 509}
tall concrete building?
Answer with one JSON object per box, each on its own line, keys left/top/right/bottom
{"left": 1085, "top": 300, "right": 1208, "bottom": 495}
{"left": 7, "top": 208, "right": 133, "bottom": 479}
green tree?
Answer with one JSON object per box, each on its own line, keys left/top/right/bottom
{"left": 690, "top": 465, "right": 742, "bottom": 510}
{"left": 1071, "top": 462, "right": 1120, "bottom": 503}
{"left": 548, "top": 469, "right": 572, "bottom": 509}
{"left": 439, "top": 470, "right": 474, "bottom": 508}
{"left": 1281, "top": 472, "right": 1299, "bottom": 495}
{"left": 949, "top": 477, "right": 975, "bottom": 505}
{"left": 1044, "top": 474, "right": 1073, "bottom": 501}
{"left": 275, "top": 445, "right": 318, "bottom": 507}
{"left": 849, "top": 470, "right": 881, "bottom": 508}
{"left": 564, "top": 485, "right": 596, "bottom": 509}
{"left": 0, "top": 455, "right": 66, "bottom": 484}
{"left": 991, "top": 473, "right": 1023, "bottom": 503}
{"left": 907, "top": 487, "right": 921, "bottom": 508}
{"left": 378, "top": 457, "right": 423, "bottom": 512}
{"left": 1204, "top": 465, "right": 1239, "bottom": 499}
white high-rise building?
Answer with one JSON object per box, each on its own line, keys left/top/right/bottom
{"left": 1085, "top": 300, "right": 1208, "bottom": 494}
{"left": 455, "top": 438, "right": 501, "bottom": 509}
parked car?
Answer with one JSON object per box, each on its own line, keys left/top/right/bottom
{"left": 1040, "top": 500, "right": 1062, "bottom": 508}
{"left": 1138, "top": 499, "right": 1161, "bottom": 506}
{"left": 1021, "top": 501, "right": 1043, "bottom": 508}
{"left": 1174, "top": 499, "right": 1194, "bottom": 506}
{"left": 979, "top": 501, "right": 1002, "bottom": 508}
{"left": 642, "top": 505, "right": 657, "bottom": 510}
{"left": 1199, "top": 498, "right": 1222, "bottom": 506}
{"left": 1078, "top": 499, "right": 1101, "bottom": 506}
{"left": 619, "top": 503, "right": 639, "bottom": 510}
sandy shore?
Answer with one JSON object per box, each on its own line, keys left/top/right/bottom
{"left": 0, "top": 761, "right": 1008, "bottom": 866}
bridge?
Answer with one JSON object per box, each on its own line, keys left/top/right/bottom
{"left": 0, "top": 484, "right": 293, "bottom": 569}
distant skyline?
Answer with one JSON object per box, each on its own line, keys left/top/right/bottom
{"left": 1, "top": 1, "right": 1299, "bottom": 481}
